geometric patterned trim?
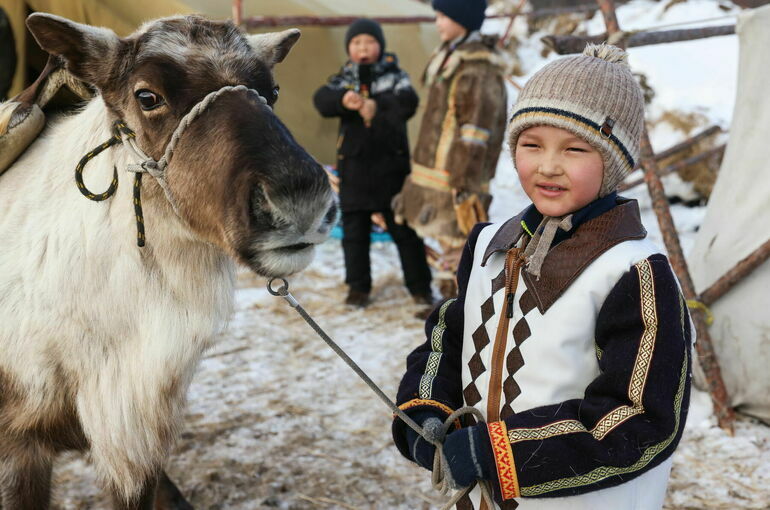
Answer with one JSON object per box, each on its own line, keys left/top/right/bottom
{"left": 487, "top": 421, "right": 521, "bottom": 500}
{"left": 419, "top": 299, "right": 455, "bottom": 399}
{"left": 508, "top": 258, "right": 657, "bottom": 444}
{"left": 520, "top": 336, "right": 689, "bottom": 496}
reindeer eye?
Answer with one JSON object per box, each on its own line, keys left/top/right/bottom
{"left": 135, "top": 89, "right": 165, "bottom": 111}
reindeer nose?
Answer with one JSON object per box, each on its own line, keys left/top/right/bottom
{"left": 318, "top": 201, "right": 339, "bottom": 235}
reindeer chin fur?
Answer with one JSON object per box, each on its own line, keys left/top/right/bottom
{"left": 249, "top": 245, "right": 316, "bottom": 277}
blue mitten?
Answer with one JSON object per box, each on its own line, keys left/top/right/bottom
{"left": 442, "top": 425, "right": 492, "bottom": 489}
{"left": 405, "top": 412, "right": 445, "bottom": 470}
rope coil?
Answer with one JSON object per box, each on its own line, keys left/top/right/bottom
{"left": 267, "top": 278, "right": 496, "bottom": 509}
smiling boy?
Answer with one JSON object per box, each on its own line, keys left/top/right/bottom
{"left": 392, "top": 44, "right": 693, "bottom": 510}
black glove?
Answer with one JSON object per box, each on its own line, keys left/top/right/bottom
{"left": 404, "top": 411, "right": 445, "bottom": 470}
{"left": 442, "top": 424, "right": 492, "bottom": 488}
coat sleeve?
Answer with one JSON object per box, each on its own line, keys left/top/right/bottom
{"left": 313, "top": 82, "right": 357, "bottom": 119}
{"left": 392, "top": 222, "right": 489, "bottom": 460}
{"left": 476, "top": 254, "right": 693, "bottom": 500}
{"left": 373, "top": 70, "right": 419, "bottom": 123}
{"left": 445, "top": 62, "right": 507, "bottom": 190}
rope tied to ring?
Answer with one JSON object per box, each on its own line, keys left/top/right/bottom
{"left": 74, "top": 85, "right": 270, "bottom": 247}
{"left": 267, "top": 278, "right": 497, "bottom": 509}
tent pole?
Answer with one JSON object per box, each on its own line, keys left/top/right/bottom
{"left": 232, "top": 0, "right": 243, "bottom": 27}
{"left": 699, "top": 238, "right": 770, "bottom": 307}
{"left": 596, "top": 0, "right": 735, "bottom": 434}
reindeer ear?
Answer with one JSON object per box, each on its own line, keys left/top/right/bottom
{"left": 26, "top": 13, "right": 121, "bottom": 88}
{"left": 246, "top": 29, "right": 301, "bottom": 67}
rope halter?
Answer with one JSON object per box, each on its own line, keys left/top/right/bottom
{"left": 75, "top": 84, "right": 271, "bottom": 246}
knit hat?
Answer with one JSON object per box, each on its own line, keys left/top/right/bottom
{"left": 345, "top": 18, "right": 386, "bottom": 56}
{"left": 509, "top": 43, "right": 645, "bottom": 198}
{"left": 508, "top": 44, "right": 646, "bottom": 278}
{"left": 432, "top": 0, "right": 487, "bottom": 32}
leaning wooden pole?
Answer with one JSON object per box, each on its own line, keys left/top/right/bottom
{"left": 542, "top": 25, "right": 735, "bottom": 55}
{"left": 619, "top": 144, "right": 725, "bottom": 192}
{"left": 699, "top": 238, "right": 770, "bottom": 307}
{"left": 596, "top": 0, "right": 736, "bottom": 433}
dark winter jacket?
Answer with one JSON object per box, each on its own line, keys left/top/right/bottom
{"left": 313, "top": 53, "right": 418, "bottom": 212}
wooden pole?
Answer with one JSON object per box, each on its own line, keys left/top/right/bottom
{"left": 619, "top": 144, "right": 724, "bottom": 192}
{"left": 232, "top": 0, "right": 243, "bottom": 27}
{"left": 499, "top": 0, "right": 528, "bottom": 48}
{"left": 647, "top": 125, "right": 722, "bottom": 163}
{"left": 699, "top": 238, "right": 770, "bottom": 307}
{"left": 542, "top": 25, "right": 735, "bottom": 55}
{"left": 596, "top": 0, "right": 735, "bottom": 434}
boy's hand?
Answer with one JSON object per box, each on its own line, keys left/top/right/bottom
{"left": 324, "top": 167, "right": 340, "bottom": 194}
{"left": 342, "top": 90, "right": 364, "bottom": 111}
{"left": 359, "top": 98, "right": 377, "bottom": 127}
{"left": 404, "top": 411, "right": 445, "bottom": 471}
{"left": 442, "top": 425, "right": 491, "bottom": 488}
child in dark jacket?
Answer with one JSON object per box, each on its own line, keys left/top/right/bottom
{"left": 392, "top": 44, "right": 693, "bottom": 509}
{"left": 313, "top": 18, "right": 433, "bottom": 308}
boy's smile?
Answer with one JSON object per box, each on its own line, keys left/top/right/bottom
{"left": 515, "top": 125, "right": 605, "bottom": 217}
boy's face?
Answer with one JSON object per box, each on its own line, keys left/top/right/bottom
{"left": 348, "top": 34, "right": 381, "bottom": 65}
{"left": 515, "top": 125, "right": 604, "bottom": 217}
{"left": 435, "top": 11, "right": 467, "bottom": 42}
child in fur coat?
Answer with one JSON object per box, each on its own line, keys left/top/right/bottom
{"left": 392, "top": 44, "right": 693, "bottom": 510}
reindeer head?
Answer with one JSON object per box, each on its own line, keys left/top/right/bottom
{"left": 26, "top": 13, "right": 336, "bottom": 277}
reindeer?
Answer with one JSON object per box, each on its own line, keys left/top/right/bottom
{"left": 0, "top": 13, "right": 336, "bottom": 509}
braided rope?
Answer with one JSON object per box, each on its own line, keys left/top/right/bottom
{"left": 75, "top": 85, "right": 269, "bottom": 247}
{"left": 74, "top": 132, "right": 121, "bottom": 201}
{"left": 158, "top": 85, "right": 269, "bottom": 170}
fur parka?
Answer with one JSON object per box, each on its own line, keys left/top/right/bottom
{"left": 393, "top": 33, "right": 507, "bottom": 244}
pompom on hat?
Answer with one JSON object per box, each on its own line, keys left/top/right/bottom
{"left": 508, "top": 43, "right": 646, "bottom": 198}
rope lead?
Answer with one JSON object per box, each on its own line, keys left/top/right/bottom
{"left": 267, "top": 278, "right": 496, "bottom": 509}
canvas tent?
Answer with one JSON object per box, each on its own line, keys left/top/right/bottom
{"left": 0, "top": 0, "right": 438, "bottom": 163}
{"left": 687, "top": 4, "right": 770, "bottom": 424}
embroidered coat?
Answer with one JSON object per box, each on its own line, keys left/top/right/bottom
{"left": 313, "top": 53, "right": 418, "bottom": 212}
{"left": 393, "top": 200, "right": 693, "bottom": 509}
{"left": 392, "top": 33, "right": 507, "bottom": 243}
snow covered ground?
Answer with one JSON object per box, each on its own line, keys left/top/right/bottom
{"left": 51, "top": 1, "right": 770, "bottom": 508}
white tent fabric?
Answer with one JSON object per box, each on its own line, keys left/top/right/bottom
{"left": 687, "top": 5, "right": 770, "bottom": 424}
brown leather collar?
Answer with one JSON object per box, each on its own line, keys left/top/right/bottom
{"left": 483, "top": 200, "right": 647, "bottom": 314}
{"left": 480, "top": 209, "right": 527, "bottom": 267}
